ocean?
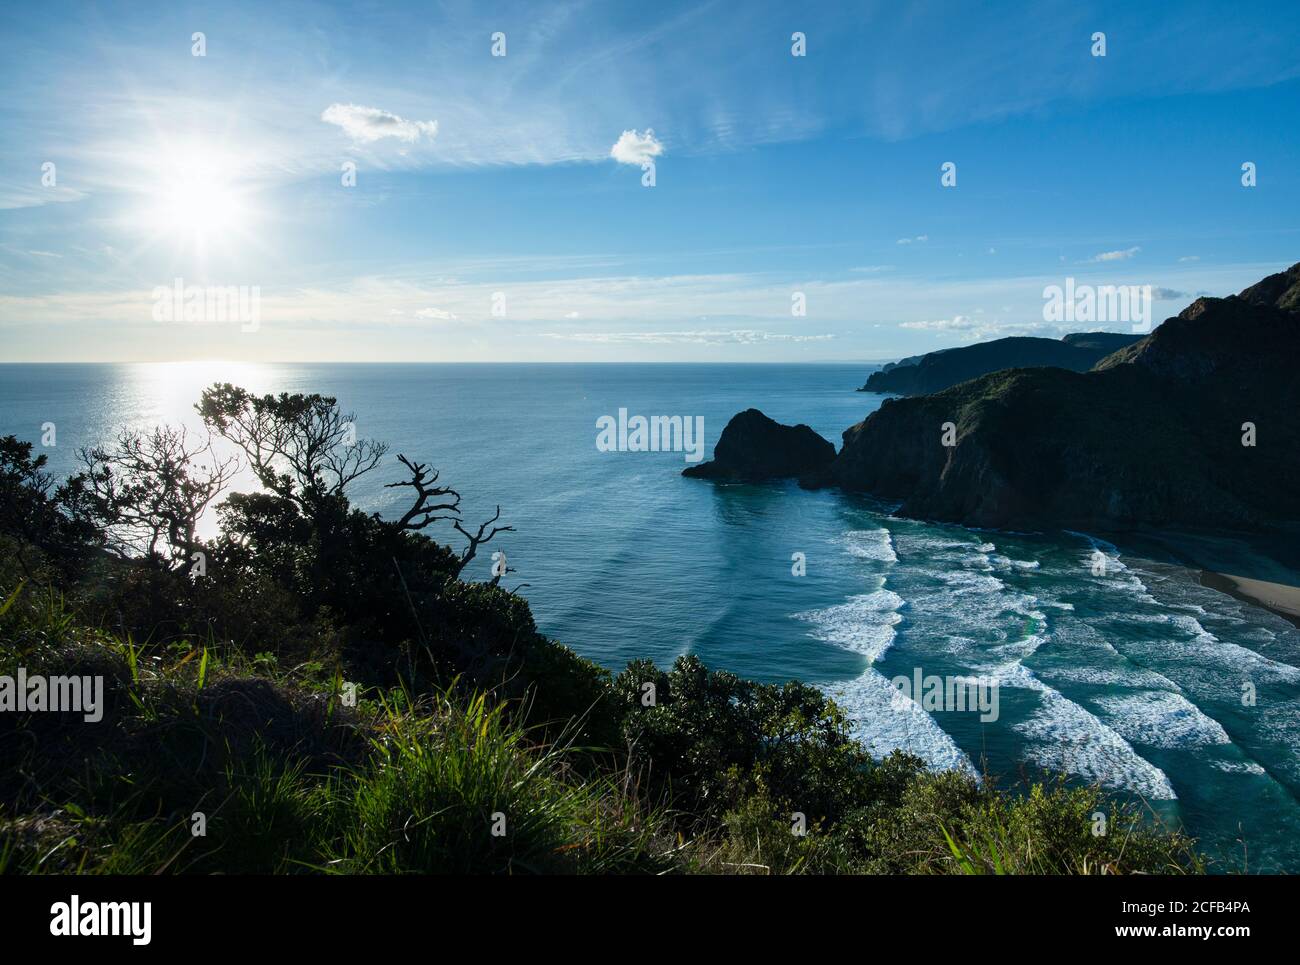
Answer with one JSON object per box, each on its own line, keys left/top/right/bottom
{"left": 3, "top": 361, "right": 1299, "bottom": 872}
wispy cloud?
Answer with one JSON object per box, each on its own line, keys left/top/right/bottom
{"left": 321, "top": 104, "right": 438, "bottom": 144}
{"left": 899, "top": 314, "right": 1060, "bottom": 341}
{"left": 2, "top": 260, "right": 1285, "bottom": 361}
{"left": 1090, "top": 246, "right": 1141, "bottom": 262}
{"left": 0, "top": 186, "right": 88, "bottom": 212}
{"left": 540, "top": 329, "right": 833, "bottom": 344}
{"left": 900, "top": 315, "right": 976, "bottom": 332}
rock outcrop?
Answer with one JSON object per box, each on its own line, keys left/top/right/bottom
{"left": 859, "top": 332, "right": 1143, "bottom": 396}
{"left": 683, "top": 408, "right": 835, "bottom": 482}
{"left": 817, "top": 264, "right": 1300, "bottom": 532}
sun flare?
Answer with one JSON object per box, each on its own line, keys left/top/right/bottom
{"left": 134, "top": 146, "right": 257, "bottom": 248}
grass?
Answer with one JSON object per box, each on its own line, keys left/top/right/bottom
{"left": 0, "top": 582, "right": 679, "bottom": 874}
{"left": 0, "top": 577, "right": 1205, "bottom": 875}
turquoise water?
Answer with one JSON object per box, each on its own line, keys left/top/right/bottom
{"left": 3, "top": 361, "right": 1299, "bottom": 872}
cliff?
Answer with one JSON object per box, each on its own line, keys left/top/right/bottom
{"left": 817, "top": 265, "right": 1300, "bottom": 532}
{"left": 860, "top": 332, "right": 1143, "bottom": 396}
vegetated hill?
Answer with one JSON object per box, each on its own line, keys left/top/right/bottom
{"left": 0, "top": 412, "right": 1204, "bottom": 875}
{"left": 1238, "top": 259, "right": 1300, "bottom": 312}
{"left": 859, "top": 332, "right": 1144, "bottom": 396}
{"left": 817, "top": 264, "right": 1300, "bottom": 532}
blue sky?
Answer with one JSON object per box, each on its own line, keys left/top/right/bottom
{"left": 1, "top": 0, "right": 1298, "bottom": 362}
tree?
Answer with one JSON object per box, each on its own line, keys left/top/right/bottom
{"left": 197, "top": 384, "right": 386, "bottom": 530}
{"left": 383, "top": 454, "right": 514, "bottom": 578}
{"left": 0, "top": 435, "right": 100, "bottom": 575}
{"left": 199, "top": 384, "right": 512, "bottom": 581}
{"left": 78, "top": 426, "right": 239, "bottom": 570}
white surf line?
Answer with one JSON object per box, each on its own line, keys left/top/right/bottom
{"left": 1045, "top": 556, "right": 1292, "bottom": 789}
{"left": 837, "top": 527, "right": 898, "bottom": 564}
{"left": 797, "top": 588, "right": 903, "bottom": 662}
{"left": 798, "top": 526, "right": 978, "bottom": 776}
{"left": 1091, "top": 690, "right": 1231, "bottom": 749}
{"left": 827, "top": 669, "right": 978, "bottom": 777}
{"left": 915, "top": 537, "right": 1179, "bottom": 799}
{"left": 1001, "top": 663, "right": 1178, "bottom": 799}
{"left": 1125, "top": 607, "right": 1300, "bottom": 685}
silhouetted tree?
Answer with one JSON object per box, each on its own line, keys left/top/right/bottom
{"left": 198, "top": 384, "right": 386, "bottom": 524}
{"left": 384, "top": 453, "right": 513, "bottom": 578}
{"left": 78, "top": 426, "right": 239, "bottom": 570}
{"left": 0, "top": 434, "right": 101, "bottom": 576}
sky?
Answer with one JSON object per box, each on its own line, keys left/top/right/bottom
{"left": 1, "top": 0, "right": 1298, "bottom": 363}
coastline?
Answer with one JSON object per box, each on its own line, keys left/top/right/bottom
{"left": 1103, "top": 527, "right": 1300, "bottom": 630}
{"left": 1199, "top": 570, "right": 1300, "bottom": 629}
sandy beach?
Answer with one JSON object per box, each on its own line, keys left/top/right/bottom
{"left": 1199, "top": 570, "right": 1300, "bottom": 628}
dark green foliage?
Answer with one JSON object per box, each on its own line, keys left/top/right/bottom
{"left": 514, "top": 639, "right": 619, "bottom": 751}
{"left": 860, "top": 333, "right": 1142, "bottom": 396}
{"left": 0, "top": 388, "right": 1208, "bottom": 875}
{"left": 613, "top": 656, "right": 872, "bottom": 826}
{"left": 0, "top": 435, "right": 101, "bottom": 579}
{"left": 0, "top": 584, "right": 672, "bottom": 875}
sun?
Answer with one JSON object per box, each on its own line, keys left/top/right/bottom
{"left": 134, "top": 145, "right": 258, "bottom": 250}
{"left": 146, "top": 168, "right": 242, "bottom": 235}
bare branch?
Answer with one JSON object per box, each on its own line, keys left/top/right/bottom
{"left": 198, "top": 384, "right": 388, "bottom": 521}
{"left": 79, "top": 425, "right": 240, "bottom": 569}
{"left": 451, "top": 505, "right": 514, "bottom": 577}
{"left": 384, "top": 454, "right": 464, "bottom": 531}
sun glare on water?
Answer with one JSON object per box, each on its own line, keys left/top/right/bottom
{"left": 123, "top": 359, "right": 284, "bottom": 540}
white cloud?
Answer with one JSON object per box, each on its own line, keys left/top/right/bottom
{"left": 321, "top": 104, "right": 439, "bottom": 144}
{"left": 0, "top": 186, "right": 88, "bottom": 211}
{"left": 899, "top": 314, "right": 1063, "bottom": 341}
{"left": 900, "top": 315, "right": 976, "bottom": 332}
{"left": 7, "top": 261, "right": 1276, "bottom": 361}
{"left": 1178, "top": 255, "right": 1200, "bottom": 262}
{"left": 610, "top": 129, "right": 664, "bottom": 165}
{"left": 413, "top": 307, "right": 457, "bottom": 320}
{"left": 540, "top": 329, "right": 832, "bottom": 345}
{"left": 896, "top": 235, "right": 928, "bottom": 245}
{"left": 1090, "top": 246, "right": 1141, "bottom": 262}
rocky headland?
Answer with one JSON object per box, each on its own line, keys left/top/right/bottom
{"left": 692, "top": 263, "right": 1300, "bottom": 536}
{"left": 859, "top": 332, "right": 1144, "bottom": 396}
